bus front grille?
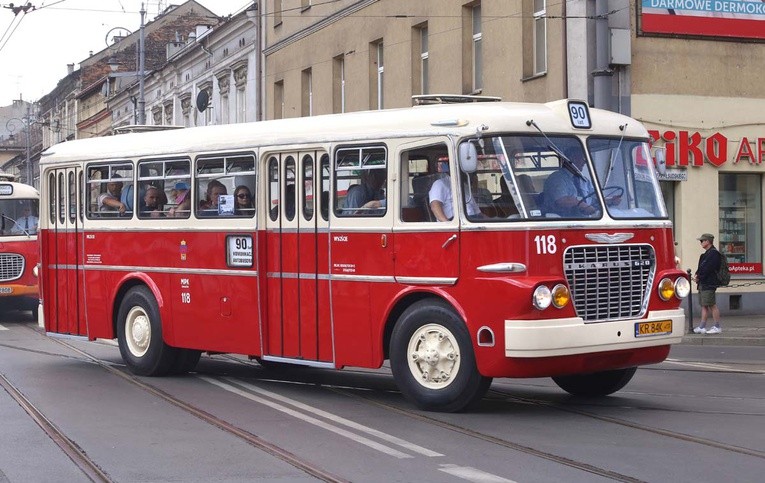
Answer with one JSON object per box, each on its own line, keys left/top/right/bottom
{"left": 0, "top": 253, "right": 24, "bottom": 282}
{"left": 563, "top": 244, "right": 655, "bottom": 322}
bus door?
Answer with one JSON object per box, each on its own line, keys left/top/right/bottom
{"left": 46, "top": 167, "right": 85, "bottom": 335}
{"left": 394, "top": 141, "right": 460, "bottom": 282}
{"left": 263, "top": 151, "right": 332, "bottom": 363}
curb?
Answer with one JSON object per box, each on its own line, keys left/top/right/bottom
{"left": 681, "top": 335, "right": 765, "bottom": 347}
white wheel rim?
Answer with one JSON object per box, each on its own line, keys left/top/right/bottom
{"left": 406, "top": 323, "right": 461, "bottom": 389}
{"left": 125, "top": 306, "right": 151, "bottom": 358}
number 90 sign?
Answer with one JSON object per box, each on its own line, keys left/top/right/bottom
{"left": 567, "top": 101, "right": 591, "bottom": 129}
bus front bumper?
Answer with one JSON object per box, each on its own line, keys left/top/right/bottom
{"left": 504, "top": 309, "right": 685, "bottom": 358}
{"left": 0, "top": 285, "right": 39, "bottom": 297}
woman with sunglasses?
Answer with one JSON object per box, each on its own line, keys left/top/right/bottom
{"left": 234, "top": 185, "right": 254, "bottom": 215}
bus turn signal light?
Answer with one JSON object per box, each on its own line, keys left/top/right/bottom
{"left": 551, "top": 284, "right": 570, "bottom": 308}
{"left": 658, "top": 278, "right": 675, "bottom": 301}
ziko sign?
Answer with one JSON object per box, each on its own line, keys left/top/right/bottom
{"left": 649, "top": 130, "right": 765, "bottom": 167}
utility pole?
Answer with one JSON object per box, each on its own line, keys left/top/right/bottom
{"left": 25, "top": 104, "right": 31, "bottom": 185}
{"left": 138, "top": 3, "right": 146, "bottom": 124}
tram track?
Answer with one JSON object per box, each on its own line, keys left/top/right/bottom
{"left": 0, "top": 372, "right": 112, "bottom": 483}
{"left": 44, "top": 336, "right": 349, "bottom": 483}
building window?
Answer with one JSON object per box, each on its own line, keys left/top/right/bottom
{"left": 533, "top": 0, "right": 547, "bottom": 74}
{"left": 472, "top": 4, "right": 482, "bottom": 92}
{"left": 412, "top": 24, "right": 429, "bottom": 96}
{"left": 302, "top": 67, "right": 313, "bottom": 117}
{"left": 370, "top": 40, "right": 384, "bottom": 110}
{"left": 274, "top": 80, "right": 284, "bottom": 119}
{"left": 333, "top": 54, "right": 345, "bottom": 113}
{"left": 719, "top": 173, "right": 762, "bottom": 272}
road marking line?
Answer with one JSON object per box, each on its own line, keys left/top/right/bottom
{"left": 225, "top": 377, "right": 443, "bottom": 457}
{"left": 664, "top": 359, "right": 765, "bottom": 374}
{"left": 0, "top": 325, "right": 7, "bottom": 331}
{"left": 200, "top": 376, "right": 413, "bottom": 459}
{"left": 439, "top": 464, "right": 516, "bottom": 483}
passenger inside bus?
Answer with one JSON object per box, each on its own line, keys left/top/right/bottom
{"left": 140, "top": 186, "right": 164, "bottom": 218}
{"left": 234, "top": 185, "right": 254, "bottom": 215}
{"left": 167, "top": 182, "right": 191, "bottom": 217}
{"left": 11, "top": 205, "right": 38, "bottom": 234}
{"left": 429, "top": 160, "right": 480, "bottom": 221}
{"left": 99, "top": 178, "right": 127, "bottom": 214}
{"left": 199, "top": 180, "right": 227, "bottom": 215}
{"left": 344, "top": 168, "right": 386, "bottom": 214}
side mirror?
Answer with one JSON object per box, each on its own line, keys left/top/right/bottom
{"left": 654, "top": 147, "right": 667, "bottom": 175}
{"left": 459, "top": 142, "right": 478, "bottom": 173}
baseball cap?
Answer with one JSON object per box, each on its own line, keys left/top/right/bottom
{"left": 697, "top": 233, "right": 714, "bottom": 242}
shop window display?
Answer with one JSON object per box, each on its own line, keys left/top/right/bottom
{"left": 718, "top": 173, "right": 762, "bottom": 275}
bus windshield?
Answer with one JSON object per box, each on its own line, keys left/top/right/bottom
{"left": 461, "top": 135, "right": 667, "bottom": 221}
{"left": 0, "top": 198, "right": 39, "bottom": 235}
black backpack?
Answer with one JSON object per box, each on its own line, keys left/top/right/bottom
{"left": 717, "top": 250, "right": 731, "bottom": 287}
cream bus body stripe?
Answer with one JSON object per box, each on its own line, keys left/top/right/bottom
{"left": 51, "top": 264, "right": 259, "bottom": 277}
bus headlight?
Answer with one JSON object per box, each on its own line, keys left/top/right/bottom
{"left": 33, "top": 264, "right": 39, "bottom": 277}
{"left": 674, "top": 277, "right": 690, "bottom": 299}
{"left": 551, "top": 284, "right": 570, "bottom": 308}
{"left": 658, "top": 278, "right": 675, "bottom": 301}
{"left": 532, "top": 285, "right": 552, "bottom": 310}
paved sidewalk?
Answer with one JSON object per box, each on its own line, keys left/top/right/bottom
{"left": 681, "top": 314, "right": 765, "bottom": 346}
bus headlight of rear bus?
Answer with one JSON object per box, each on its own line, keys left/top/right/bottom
{"left": 658, "top": 276, "right": 690, "bottom": 301}
{"left": 532, "top": 284, "right": 570, "bottom": 310}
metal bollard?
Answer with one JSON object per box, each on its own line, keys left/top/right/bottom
{"left": 686, "top": 268, "right": 694, "bottom": 333}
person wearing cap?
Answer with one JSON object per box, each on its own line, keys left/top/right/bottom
{"left": 693, "top": 233, "right": 723, "bottom": 334}
{"left": 168, "top": 181, "right": 190, "bottom": 217}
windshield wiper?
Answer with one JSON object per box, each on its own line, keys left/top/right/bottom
{"left": 1, "top": 213, "right": 31, "bottom": 237}
{"left": 526, "top": 119, "right": 586, "bottom": 180}
{"left": 604, "top": 123, "right": 627, "bottom": 186}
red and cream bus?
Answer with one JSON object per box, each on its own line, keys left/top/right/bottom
{"left": 0, "top": 176, "right": 40, "bottom": 314}
{"left": 39, "top": 98, "right": 689, "bottom": 411}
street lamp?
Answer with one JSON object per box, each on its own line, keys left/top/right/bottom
{"left": 105, "top": 3, "right": 146, "bottom": 124}
{"left": 5, "top": 113, "right": 34, "bottom": 186}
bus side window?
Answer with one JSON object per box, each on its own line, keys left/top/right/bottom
{"left": 399, "top": 144, "right": 447, "bottom": 222}
{"left": 86, "top": 163, "right": 133, "bottom": 219}
{"left": 334, "top": 145, "right": 387, "bottom": 217}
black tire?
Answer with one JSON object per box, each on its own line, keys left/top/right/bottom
{"left": 390, "top": 300, "right": 492, "bottom": 412}
{"left": 552, "top": 367, "right": 637, "bottom": 397}
{"left": 117, "top": 286, "right": 177, "bottom": 376}
{"left": 169, "top": 349, "right": 202, "bottom": 375}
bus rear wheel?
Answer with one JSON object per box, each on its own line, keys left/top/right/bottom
{"left": 117, "top": 286, "right": 177, "bottom": 376}
{"left": 552, "top": 367, "right": 637, "bottom": 397}
{"left": 390, "top": 300, "right": 491, "bottom": 412}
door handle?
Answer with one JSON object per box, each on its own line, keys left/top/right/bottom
{"left": 441, "top": 234, "right": 457, "bottom": 249}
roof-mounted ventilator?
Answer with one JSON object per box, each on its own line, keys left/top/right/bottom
{"left": 413, "top": 94, "right": 502, "bottom": 105}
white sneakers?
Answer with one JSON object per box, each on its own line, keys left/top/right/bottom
{"left": 693, "top": 326, "right": 722, "bottom": 335}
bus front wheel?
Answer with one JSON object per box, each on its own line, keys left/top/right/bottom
{"left": 117, "top": 286, "right": 177, "bottom": 376}
{"left": 552, "top": 367, "right": 637, "bottom": 397}
{"left": 390, "top": 300, "right": 491, "bottom": 412}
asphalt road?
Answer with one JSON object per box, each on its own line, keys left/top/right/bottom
{"left": 1, "top": 314, "right": 763, "bottom": 483}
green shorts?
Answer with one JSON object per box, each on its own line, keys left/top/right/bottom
{"left": 699, "top": 289, "right": 717, "bottom": 307}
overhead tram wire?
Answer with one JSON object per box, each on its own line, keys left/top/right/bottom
{"left": 0, "top": 10, "right": 27, "bottom": 54}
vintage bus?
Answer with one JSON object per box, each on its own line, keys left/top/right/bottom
{"left": 0, "top": 177, "right": 40, "bottom": 313}
{"left": 39, "top": 98, "right": 689, "bottom": 411}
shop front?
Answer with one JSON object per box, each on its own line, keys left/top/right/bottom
{"left": 634, "top": 94, "right": 765, "bottom": 315}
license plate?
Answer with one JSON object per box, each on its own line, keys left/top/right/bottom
{"left": 0, "top": 287, "right": 12, "bottom": 294}
{"left": 635, "top": 320, "right": 672, "bottom": 337}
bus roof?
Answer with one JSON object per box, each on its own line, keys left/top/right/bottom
{"left": 40, "top": 100, "right": 647, "bottom": 165}
{"left": 0, "top": 181, "right": 40, "bottom": 198}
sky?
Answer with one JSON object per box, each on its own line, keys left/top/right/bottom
{"left": 0, "top": 0, "right": 252, "bottom": 107}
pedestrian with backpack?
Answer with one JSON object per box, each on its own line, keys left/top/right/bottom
{"left": 693, "top": 233, "right": 723, "bottom": 334}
